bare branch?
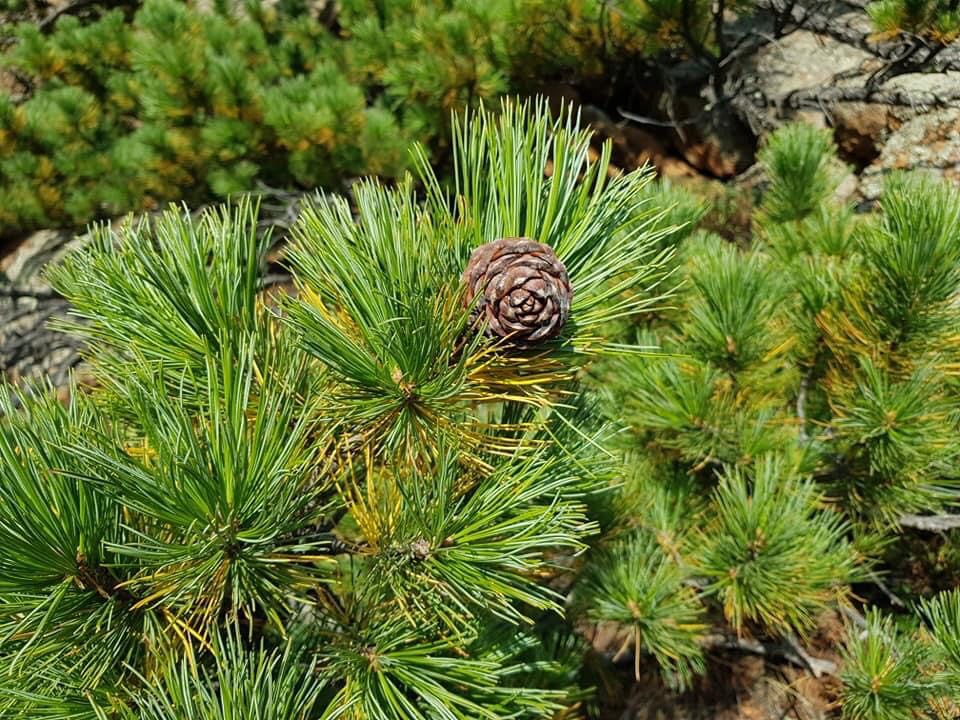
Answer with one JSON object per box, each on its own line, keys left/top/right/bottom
{"left": 700, "top": 633, "right": 838, "bottom": 677}
{"left": 783, "top": 84, "right": 960, "bottom": 109}
{"left": 840, "top": 605, "right": 868, "bottom": 630}
{"left": 755, "top": 0, "right": 874, "bottom": 51}
{"left": 899, "top": 513, "right": 960, "bottom": 532}
{"left": 866, "top": 569, "right": 906, "bottom": 608}
{"left": 796, "top": 373, "right": 810, "bottom": 442}
{"left": 785, "top": 634, "right": 838, "bottom": 678}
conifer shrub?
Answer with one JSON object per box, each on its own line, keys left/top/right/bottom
{"left": 0, "top": 0, "right": 797, "bottom": 238}
{"left": 0, "top": 101, "right": 675, "bottom": 718}
{"left": 2, "top": 5, "right": 960, "bottom": 713}
{"left": 868, "top": 0, "right": 960, "bottom": 41}
{"left": 0, "top": 0, "right": 513, "bottom": 235}
{"left": 589, "top": 118, "right": 960, "bottom": 715}
{"left": 3, "top": 0, "right": 953, "bottom": 240}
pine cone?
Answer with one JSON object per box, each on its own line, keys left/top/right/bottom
{"left": 462, "top": 237, "right": 572, "bottom": 344}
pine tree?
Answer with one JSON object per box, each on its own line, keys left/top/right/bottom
{"left": 868, "top": 0, "right": 960, "bottom": 41}
{"left": 0, "top": 0, "right": 514, "bottom": 235}
{"left": 570, "top": 109, "right": 960, "bottom": 714}
{"left": 0, "top": 0, "right": 772, "bottom": 238}
{"left": 5, "top": 29, "right": 960, "bottom": 711}
{"left": 0, "top": 101, "right": 671, "bottom": 718}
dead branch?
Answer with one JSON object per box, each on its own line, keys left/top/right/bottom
{"left": 783, "top": 84, "right": 960, "bottom": 109}
{"left": 38, "top": 0, "right": 137, "bottom": 31}
{"left": 701, "top": 633, "right": 838, "bottom": 677}
{"left": 899, "top": 513, "right": 960, "bottom": 532}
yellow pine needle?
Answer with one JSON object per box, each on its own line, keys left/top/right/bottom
{"left": 161, "top": 607, "right": 211, "bottom": 664}
{"left": 123, "top": 439, "right": 157, "bottom": 462}
{"left": 126, "top": 584, "right": 175, "bottom": 611}
{"left": 339, "top": 448, "right": 402, "bottom": 550}
{"left": 300, "top": 286, "right": 369, "bottom": 346}
{"left": 263, "top": 553, "right": 339, "bottom": 564}
{"left": 762, "top": 334, "right": 796, "bottom": 362}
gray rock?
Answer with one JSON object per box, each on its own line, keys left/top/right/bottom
{"left": 2, "top": 229, "right": 69, "bottom": 287}
{"left": 745, "top": 30, "right": 874, "bottom": 101}
{"left": 0, "top": 188, "right": 305, "bottom": 397}
{"left": 860, "top": 107, "right": 960, "bottom": 200}
{"left": 0, "top": 227, "right": 86, "bottom": 393}
{"left": 886, "top": 71, "right": 960, "bottom": 100}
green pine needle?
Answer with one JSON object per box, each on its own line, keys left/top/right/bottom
{"left": 575, "top": 529, "right": 706, "bottom": 690}
{"left": 840, "top": 609, "right": 938, "bottom": 720}
{"left": 695, "top": 454, "right": 859, "bottom": 636}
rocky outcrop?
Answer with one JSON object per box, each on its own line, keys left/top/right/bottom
{"left": 860, "top": 107, "right": 960, "bottom": 201}
{"left": 728, "top": 15, "right": 960, "bottom": 198}
{"left": 830, "top": 103, "right": 893, "bottom": 167}
{"left": 0, "top": 188, "right": 304, "bottom": 397}
{"left": 0, "top": 229, "right": 86, "bottom": 398}
{"left": 746, "top": 29, "right": 875, "bottom": 102}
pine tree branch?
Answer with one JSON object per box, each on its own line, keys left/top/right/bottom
{"left": 783, "top": 83, "right": 960, "bottom": 110}
{"left": 866, "top": 569, "right": 906, "bottom": 608}
{"left": 74, "top": 557, "right": 135, "bottom": 606}
{"left": 700, "top": 633, "right": 838, "bottom": 677}
{"left": 898, "top": 513, "right": 960, "bottom": 531}
{"left": 781, "top": 86, "right": 960, "bottom": 110}
{"left": 757, "top": 0, "right": 873, "bottom": 51}
{"left": 38, "top": 0, "right": 137, "bottom": 31}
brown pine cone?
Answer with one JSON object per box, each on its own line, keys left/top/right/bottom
{"left": 461, "top": 237, "right": 572, "bottom": 344}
